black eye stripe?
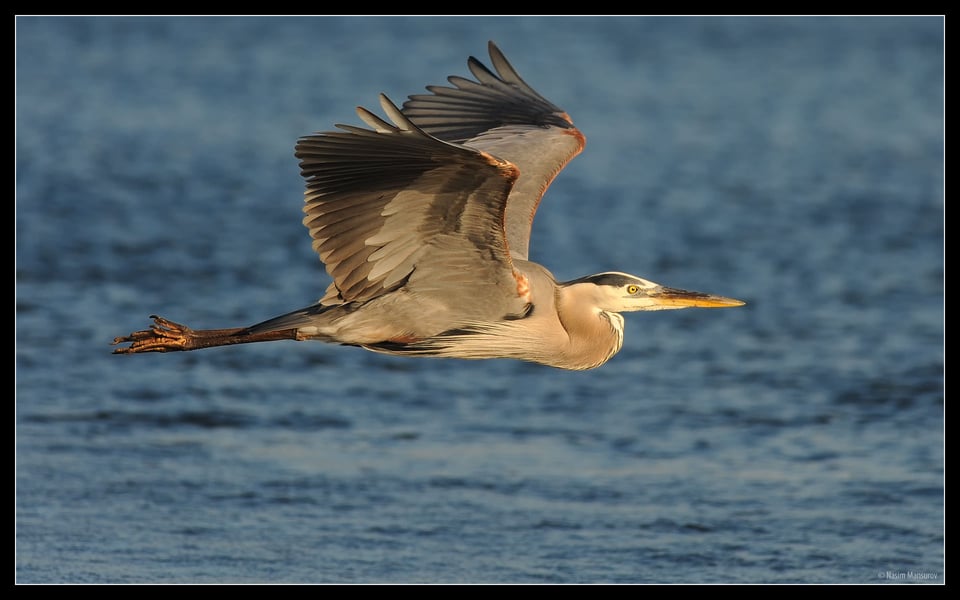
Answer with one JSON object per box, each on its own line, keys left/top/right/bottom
{"left": 564, "top": 273, "right": 635, "bottom": 287}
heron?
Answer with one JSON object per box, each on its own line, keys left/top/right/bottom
{"left": 112, "top": 41, "right": 744, "bottom": 370}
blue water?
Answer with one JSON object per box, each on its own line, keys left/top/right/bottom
{"left": 16, "top": 16, "right": 943, "bottom": 583}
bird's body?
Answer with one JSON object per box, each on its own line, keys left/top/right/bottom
{"left": 251, "top": 262, "right": 623, "bottom": 371}
{"left": 113, "top": 42, "right": 744, "bottom": 370}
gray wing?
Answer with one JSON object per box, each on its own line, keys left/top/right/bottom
{"left": 296, "top": 94, "right": 526, "bottom": 317}
{"left": 402, "top": 41, "right": 586, "bottom": 260}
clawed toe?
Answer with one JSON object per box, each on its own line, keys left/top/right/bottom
{"left": 112, "top": 316, "right": 192, "bottom": 353}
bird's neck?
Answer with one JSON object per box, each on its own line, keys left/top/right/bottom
{"left": 555, "top": 290, "right": 625, "bottom": 370}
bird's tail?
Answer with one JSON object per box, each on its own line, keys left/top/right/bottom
{"left": 244, "top": 302, "right": 346, "bottom": 335}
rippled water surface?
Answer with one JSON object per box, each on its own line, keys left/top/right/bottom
{"left": 16, "top": 16, "right": 943, "bottom": 583}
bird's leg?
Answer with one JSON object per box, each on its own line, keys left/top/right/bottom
{"left": 112, "top": 315, "right": 299, "bottom": 354}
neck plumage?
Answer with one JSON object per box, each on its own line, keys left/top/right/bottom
{"left": 555, "top": 285, "right": 625, "bottom": 370}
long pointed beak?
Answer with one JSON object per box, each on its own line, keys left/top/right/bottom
{"left": 650, "top": 286, "right": 746, "bottom": 308}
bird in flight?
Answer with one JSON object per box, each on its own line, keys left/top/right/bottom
{"left": 113, "top": 41, "right": 744, "bottom": 370}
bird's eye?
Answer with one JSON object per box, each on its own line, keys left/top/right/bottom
{"left": 626, "top": 285, "right": 640, "bottom": 295}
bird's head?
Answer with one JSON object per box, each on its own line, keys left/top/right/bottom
{"left": 562, "top": 272, "right": 745, "bottom": 313}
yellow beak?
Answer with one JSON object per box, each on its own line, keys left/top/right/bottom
{"left": 650, "top": 286, "right": 746, "bottom": 308}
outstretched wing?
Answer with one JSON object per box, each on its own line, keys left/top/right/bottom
{"left": 296, "top": 94, "right": 525, "bottom": 316}
{"left": 402, "top": 41, "right": 586, "bottom": 260}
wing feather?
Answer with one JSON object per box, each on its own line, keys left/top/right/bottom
{"left": 296, "top": 93, "right": 523, "bottom": 311}
{"left": 402, "top": 41, "right": 585, "bottom": 260}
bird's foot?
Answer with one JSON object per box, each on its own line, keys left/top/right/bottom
{"left": 112, "top": 315, "right": 194, "bottom": 354}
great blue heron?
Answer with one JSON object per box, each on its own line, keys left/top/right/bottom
{"left": 113, "top": 41, "right": 744, "bottom": 370}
